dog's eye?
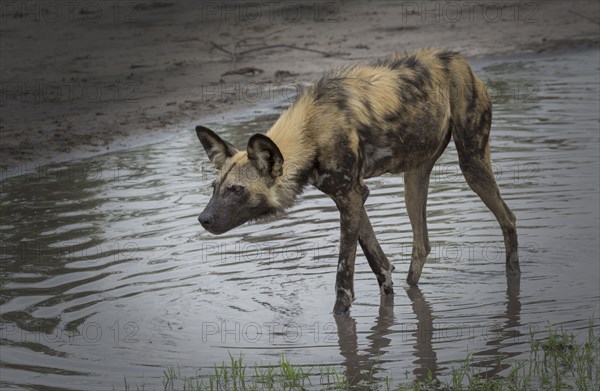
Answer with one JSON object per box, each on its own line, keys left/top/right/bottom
{"left": 229, "top": 185, "right": 243, "bottom": 194}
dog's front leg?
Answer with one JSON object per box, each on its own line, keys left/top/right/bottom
{"left": 331, "top": 190, "right": 363, "bottom": 315}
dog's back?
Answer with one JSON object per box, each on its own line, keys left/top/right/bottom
{"left": 271, "top": 49, "right": 490, "bottom": 179}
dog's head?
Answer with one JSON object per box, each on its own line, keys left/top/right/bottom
{"left": 195, "top": 126, "right": 285, "bottom": 234}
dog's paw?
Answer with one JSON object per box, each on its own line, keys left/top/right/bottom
{"left": 406, "top": 270, "right": 421, "bottom": 286}
{"left": 333, "top": 300, "right": 350, "bottom": 315}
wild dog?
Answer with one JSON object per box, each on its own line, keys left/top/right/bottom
{"left": 196, "top": 49, "right": 520, "bottom": 315}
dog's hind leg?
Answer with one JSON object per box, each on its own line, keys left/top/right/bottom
{"left": 358, "top": 208, "right": 395, "bottom": 295}
{"left": 456, "top": 143, "right": 520, "bottom": 276}
{"left": 405, "top": 164, "right": 434, "bottom": 285}
{"left": 453, "top": 95, "right": 520, "bottom": 277}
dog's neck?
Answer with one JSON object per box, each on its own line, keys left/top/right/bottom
{"left": 266, "top": 95, "right": 317, "bottom": 209}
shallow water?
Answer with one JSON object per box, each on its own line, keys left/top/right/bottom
{"left": 1, "top": 49, "right": 599, "bottom": 390}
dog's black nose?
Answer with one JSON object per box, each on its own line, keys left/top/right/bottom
{"left": 198, "top": 213, "right": 213, "bottom": 227}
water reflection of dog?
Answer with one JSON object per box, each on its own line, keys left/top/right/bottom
{"left": 473, "top": 275, "right": 522, "bottom": 378}
{"left": 405, "top": 285, "right": 438, "bottom": 382}
{"left": 406, "top": 277, "right": 522, "bottom": 382}
{"left": 334, "top": 276, "right": 521, "bottom": 386}
{"left": 334, "top": 295, "right": 395, "bottom": 387}
{"left": 334, "top": 287, "right": 438, "bottom": 387}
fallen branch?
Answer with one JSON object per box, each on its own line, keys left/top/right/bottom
{"left": 568, "top": 10, "right": 599, "bottom": 25}
{"left": 238, "top": 44, "right": 349, "bottom": 58}
{"left": 209, "top": 41, "right": 350, "bottom": 61}
{"left": 209, "top": 41, "right": 233, "bottom": 56}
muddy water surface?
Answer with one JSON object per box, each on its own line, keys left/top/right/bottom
{"left": 1, "top": 49, "right": 599, "bottom": 389}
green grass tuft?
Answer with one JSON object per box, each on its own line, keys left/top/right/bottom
{"left": 126, "top": 320, "right": 599, "bottom": 390}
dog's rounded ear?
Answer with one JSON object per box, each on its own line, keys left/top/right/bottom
{"left": 196, "top": 126, "right": 239, "bottom": 170}
{"left": 247, "top": 134, "right": 284, "bottom": 178}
